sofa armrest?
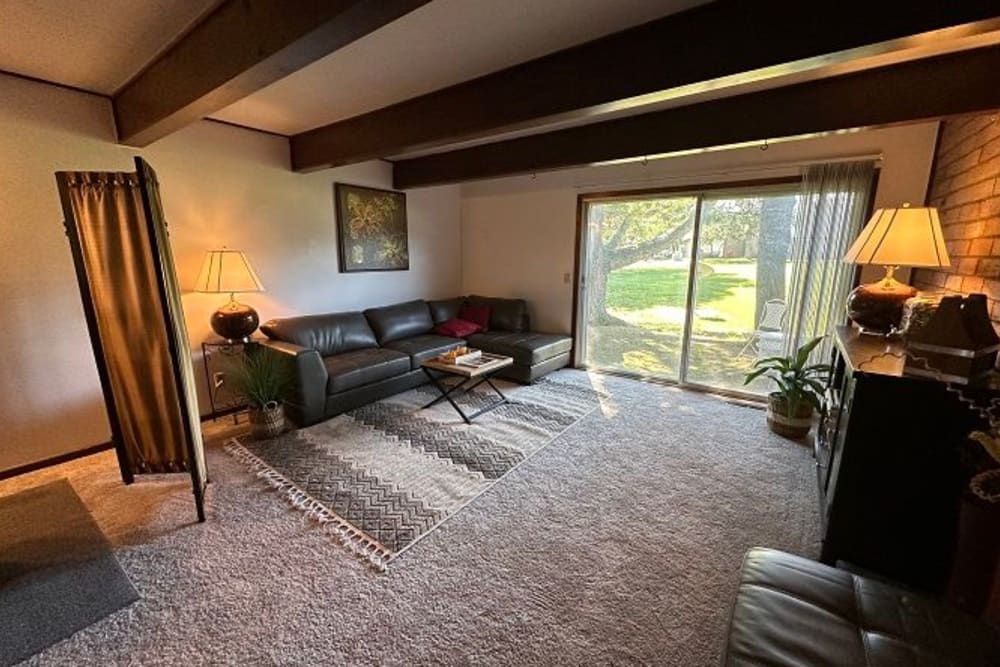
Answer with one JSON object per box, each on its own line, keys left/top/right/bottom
{"left": 259, "top": 339, "right": 327, "bottom": 426}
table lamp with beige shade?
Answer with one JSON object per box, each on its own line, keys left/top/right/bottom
{"left": 193, "top": 248, "right": 264, "bottom": 342}
{"left": 843, "top": 203, "right": 950, "bottom": 334}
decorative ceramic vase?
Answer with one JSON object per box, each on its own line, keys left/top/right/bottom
{"left": 210, "top": 300, "right": 259, "bottom": 341}
{"left": 766, "top": 393, "right": 814, "bottom": 439}
{"left": 248, "top": 400, "right": 284, "bottom": 439}
{"left": 845, "top": 275, "right": 916, "bottom": 334}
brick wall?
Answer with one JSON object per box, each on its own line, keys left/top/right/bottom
{"left": 912, "top": 110, "right": 1000, "bottom": 328}
{"left": 910, "top": 111, "right": 1000, "bottom": 625}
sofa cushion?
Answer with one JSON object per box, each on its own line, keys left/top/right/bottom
{"left": 383, "top": 334, "right": 465, "bottom": 366}
{"left": 458, "top": 304, "right": 490, "bottom": 332}
{"left": 427, "top": 297, "right": 466, "bottom": 325}
{"left": 323, "top": 348, "right": 410, "bottom": 394}
{"left": 466, "top": 332, "right": 571, "bottom": 366}
{"left": 363, "top": 300, "right": 434, "bottom": 345}
{"left": 434, "top": 318, "right": 481, "bottom": 338}
{"left": 722, "top": 548, "right": 1000, "bottom": 667}
{"left": 261, "top": 312, "right": 377, "bottom": 357}
{"left": 467, "top": 295, "right": 529, "bottom": 332}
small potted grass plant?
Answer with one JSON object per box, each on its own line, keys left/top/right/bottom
{"left": 744, "top": 336, "right": 830, "bottom": 439}
{"left": 232, "top": 347, "right": 291, "bottom": 439}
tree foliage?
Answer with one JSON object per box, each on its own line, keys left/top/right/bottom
{"left": 586, "top": 194, "right": 796, "bottom": 325}
{"left": 699, "top": 198, "right": 761, "bottom": 244}
{"left": 588, "top": 199, "right": 696, "bottom": 323}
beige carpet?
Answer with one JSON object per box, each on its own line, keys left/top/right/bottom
{"left": 7, "top": 370, "right": 820, "bottom": 666}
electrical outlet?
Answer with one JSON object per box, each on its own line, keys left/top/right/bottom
{"left": 563, "top": 272, "right": 571, "bottom": 284}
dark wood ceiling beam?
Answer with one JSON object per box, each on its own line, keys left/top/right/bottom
{"left": 392, "top": 46, "right": 1000, "bottom": 189}
{"left": 291, "top": 1, "right": 1000, "bottom": 171}
{"left": 113, "top": 0, "right": 429, "bottom": 146}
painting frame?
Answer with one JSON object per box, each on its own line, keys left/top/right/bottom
{"left": 334, "top": 183, "right": 409, "bottom": 273}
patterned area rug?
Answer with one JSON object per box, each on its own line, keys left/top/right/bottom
{"left": 226, "top": 375, "right": 601, "bottom": 570}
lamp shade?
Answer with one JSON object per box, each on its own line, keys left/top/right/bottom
{"left": 193, "top": 249, "right": 264, "bottom": 294}
{"left": 843, "top": 204, "right": 950, "bottom": 268}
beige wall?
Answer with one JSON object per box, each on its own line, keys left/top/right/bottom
{"left": 0, "top": 73, "right": 461, "bottom": 472}
{"left": 460, "top": 123, "right": 941, "bottom": 335}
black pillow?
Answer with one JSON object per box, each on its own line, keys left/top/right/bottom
{"left": 467, "top": 295, "right": 529, "bottom": 332}
{"left": 427, "top": 297, "right": 466, "bottom": 325}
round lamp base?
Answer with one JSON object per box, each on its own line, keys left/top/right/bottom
{"left": 210, "top": 302, "right": 259, "bottom": 341}
{"left": 846, "top": 278, "right": 916, "bottom": 334}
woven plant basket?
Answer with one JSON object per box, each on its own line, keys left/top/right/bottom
{"left": 248, "top": 401, "right": 285, "bottom": 439}
{"left": 766, "top": 393, "right": 815, "bottom": 440}
{"left": 970, "top": 469, "right": 1000, "bottom": 504}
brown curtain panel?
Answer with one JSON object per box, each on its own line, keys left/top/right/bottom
{"left": 136, "top": 160, "right": 207, "bottom": 488}
{"left": 57, "top": 170, "right": 200, "bottom": 476}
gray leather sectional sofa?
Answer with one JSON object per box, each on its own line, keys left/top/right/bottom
{"left": 259, "top": 296, "right": 572, "bottom": 426}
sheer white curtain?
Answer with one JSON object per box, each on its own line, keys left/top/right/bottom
{"left": 784, "top": 160, "right": 876, "bottom": 360}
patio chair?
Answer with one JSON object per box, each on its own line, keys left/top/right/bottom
{"left": 739, "top": 299, "right": 787, "bottom": 360}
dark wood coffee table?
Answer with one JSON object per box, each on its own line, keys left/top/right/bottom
{"left": 420, "top": 353, "right": 514, "bottom": 424}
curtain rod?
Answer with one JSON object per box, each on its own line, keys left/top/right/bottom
{"left": 572, "top": 153, "right": 883, "bottom": 191}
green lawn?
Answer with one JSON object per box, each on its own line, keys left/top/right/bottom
{"left": 587, "top": 259, "right": 774, "bottom": 393}
{"left": 607, "top": 259, "right": 758, "bottom": 337}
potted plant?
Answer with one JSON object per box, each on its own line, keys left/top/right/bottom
{"left": 744, "top": 336, "right": 830, "bottom": 439}
{"left": 232, "top": 347, "right": 291, "bottom": 439}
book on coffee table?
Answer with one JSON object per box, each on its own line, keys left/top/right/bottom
{"left": 456, "top": 352, "right": 507, "bottom": 368}
{"left": 422, "top": 352, "right": 513, "bottom": 377}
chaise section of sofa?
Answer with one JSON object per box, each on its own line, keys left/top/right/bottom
{"left": 429, "top": 295, "right": 572, "bottom": 383}
{"left": 259, "top": 296, "right": 573, "bottom": 427}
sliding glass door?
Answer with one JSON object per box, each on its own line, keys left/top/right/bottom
{"left": 686, "top": 190, "right": 799, "bottom": 393}
{"left": 580, "top": 195, "right": 697, "bottom": 382}
{"left": 577, "top": 184, "right": 800, "bottom": 397}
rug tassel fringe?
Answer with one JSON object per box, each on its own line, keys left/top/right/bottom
{"left": 224, "top": 439, "right": 393, "bottom": 572}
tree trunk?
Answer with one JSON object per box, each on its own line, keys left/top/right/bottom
{"left": 586, "top": 205, "right": 615, "bottom": 324}
{"left": 588, "top": 256, "right": 624, "bottom": 325}
{"left": 755, "top": 196, "right": 795, "bottom": 323}
{"left": 723, "top": 237, "right": 746, "bottom": 258}
{"left": 585, "top": 207, "right": 694, "bottom": 326}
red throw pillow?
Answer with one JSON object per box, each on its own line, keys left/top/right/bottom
{"left": 459, "top": 304, "right": 490, "bottom": 332}
{"left": 434, "top": 318, "right": 481, "bottom": 338}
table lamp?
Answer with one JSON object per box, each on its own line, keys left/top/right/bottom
{"left": 842, "top": 203, "right": 950, "bottom": 334}
{"left": 193, "top": 248, "right": 264, "bottom": 342}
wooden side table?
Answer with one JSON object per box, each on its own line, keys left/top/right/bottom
{"left": 201, "top": 336, "right": 262, "bottom": 423}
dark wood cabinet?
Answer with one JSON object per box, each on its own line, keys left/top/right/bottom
{"left": 817, "top": 326, "right": 997, "bottom": 594}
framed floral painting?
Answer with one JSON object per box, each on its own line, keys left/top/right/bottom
{"left": 334, "top": 183, "right": 409, "bottom": 272}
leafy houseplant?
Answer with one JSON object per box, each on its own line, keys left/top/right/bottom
{"left": 232, "top": 347, "right": 291, "bottom": 439}
{"left": 744, "top": 336, "right": 831, "bottom": 439}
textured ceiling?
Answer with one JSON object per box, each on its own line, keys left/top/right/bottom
{"left": 210, "top": 0, "right": 706, "bottom": 135}
{"left": 0, "top": 0, "right": 218, "bottom": 93}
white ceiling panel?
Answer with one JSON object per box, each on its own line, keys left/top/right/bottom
{"left": 0, "top": 0, "right": 218, "bottom": 94}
